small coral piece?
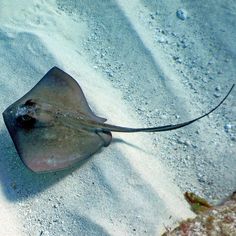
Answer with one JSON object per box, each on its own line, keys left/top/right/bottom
{"left": 184, "top": 191, "right": 212, "bottom": 214}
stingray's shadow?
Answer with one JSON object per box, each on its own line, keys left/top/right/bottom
{"left": 0, "top": 128, "right": 87, "bottom": 202}
{"left": 112, "top": 137, "right": 148, "bottom": 153}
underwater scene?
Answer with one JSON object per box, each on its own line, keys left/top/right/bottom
{"left": 0, "top": 1, "right": 235, "bottom": 235}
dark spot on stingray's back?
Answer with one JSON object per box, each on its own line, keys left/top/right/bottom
{"left": 25, "top": 99, "right": 37, "bottom": 107}
{"left": 16, "top": 99, "right": 37, "bottom": 129}
{"left": 16, "top": 114, "right": 36, "bottom": 129}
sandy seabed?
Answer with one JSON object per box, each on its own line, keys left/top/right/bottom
{"left": 0, "top": 1, "right": 235, "bottom": 235}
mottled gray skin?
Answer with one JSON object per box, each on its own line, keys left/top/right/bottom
{"left": 2, "top": 67, "right": 234, "bottom": 173}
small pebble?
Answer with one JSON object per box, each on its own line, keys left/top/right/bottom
{"left": 157, "top": 37, "right": 168, "bottom": 44}
{"left": 230, "top": 135, "right": 236, "bottom": 141}
{"left": 149, "top": 13, "right": 155, "bottom": 20}
{"left": 214, "top": 92, "right": 221, "bottom": 98}
{"left": 215, "top": 85, "right": 221, "bottom": 92}
{"left": 224, "top": 123, "right": 232, "bottom": 132}
{"left": 176, "top": 138, "right": 191, "bottom": 146}
{"left": 181, "top": 41, "right": 188, "bottom": 48}
{"left": 173, "top": 56, "right": 182, "bottom": 63}
{"left": 185, "top": 140, "right": 191, "bottom": 146}
{"left": 176, "top": 9, "right": 188, "bottom": 20}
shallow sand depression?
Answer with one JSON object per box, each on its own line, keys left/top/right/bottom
{"left": 0, "top": 1, "right": 235, "bottom": 235}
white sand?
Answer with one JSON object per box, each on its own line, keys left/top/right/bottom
{"left": 0, "top": 0, "right": 235, "bottom": 235}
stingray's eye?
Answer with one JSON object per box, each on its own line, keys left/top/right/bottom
{"left": 16, "top": 114, "right": 36, "bottom": 129}
{"left": 25, "top": 99, "right": 37, "bottom": 107}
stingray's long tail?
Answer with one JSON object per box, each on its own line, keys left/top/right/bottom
{"left": 99, "top": 84, "right": 234, "bottom": 133}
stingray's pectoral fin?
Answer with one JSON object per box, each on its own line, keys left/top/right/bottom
{"left": 96, "top": 131, "right": 112, "bottom": 147}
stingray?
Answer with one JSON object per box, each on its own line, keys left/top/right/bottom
{"left": 2, "top": 67, "right": 234, "bottom": 173}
